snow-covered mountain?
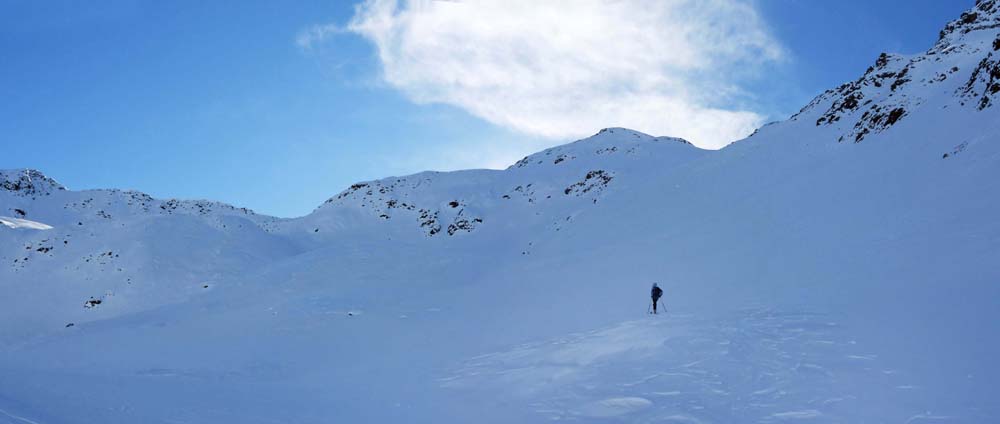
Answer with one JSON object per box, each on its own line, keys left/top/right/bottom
{"left": 0, "top": 168, "right": 296, "bottom": 341}
{"left": 2, "top": 2, "right": 1000, "bottom": 423}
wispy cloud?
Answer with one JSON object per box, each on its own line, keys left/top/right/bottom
{"left": 296, "top": 23, "right": 342, "bottom": 51}
{"left": 309, "top": 0, "right": 785, "bottom": 149}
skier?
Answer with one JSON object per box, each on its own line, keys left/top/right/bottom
{"left": 650, "top": 283, "right": 663, "bottom": 314}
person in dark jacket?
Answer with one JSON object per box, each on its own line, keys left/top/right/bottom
{"left": 651, "top": 283, "right": 663, "bottom": 314}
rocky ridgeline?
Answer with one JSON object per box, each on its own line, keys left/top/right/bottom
{"left": 790, "top": 0, "right": 1000, "bottom": 143}
{"left": 62, "top": 190, "right": 277, "bottom": 231}
{"left": 499, "top": 128, "right": 693, "bottom": 209}
{"left": 0, "top": 169, "right": 65, "bottom": 198}
{"left": 317, "top": 128, "right": 692, "bottom": 237}
{"left": 938, "top": 0, "right": 1000, "bottom": 42}
{"left": 809, "top": 52, "right": 917, "bottom": 143}
{"left": 1, "top": 169, "right": 277, "bottom": 231}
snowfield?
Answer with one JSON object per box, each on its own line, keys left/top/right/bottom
{"left": 2, "top": 2, "right": 1000, "bottom": 423}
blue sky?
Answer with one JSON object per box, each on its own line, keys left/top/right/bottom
{"left": 1, "top": 0, "right": 971, "bottom": 217}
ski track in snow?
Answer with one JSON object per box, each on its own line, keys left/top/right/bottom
{"left": 0, "top": 408, "right": 41, "bottom": 424}
{"left": 0, "top": 216, "right": 52, "bottom": 230}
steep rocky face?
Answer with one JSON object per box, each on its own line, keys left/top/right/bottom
{"left": 942, "top": 0, "right": 1000, "bottom": 109}
{"left": 809, "top": 52, "right": 916, "bottom": 142}
{"left": 784, "top": 0, "right": 1000, "bottom": 143}
{"left": 938, "top": 0, "right": 1000, "bottom": 42}
{"left": 957, "top": 32, "right": 1000, "bottom": 109}
{"left": 0, "top": 169, "right": 65, "bottom": 197}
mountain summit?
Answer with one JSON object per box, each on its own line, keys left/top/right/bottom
{"left": 0, "top": 168, "right": 65, "bottom": 197}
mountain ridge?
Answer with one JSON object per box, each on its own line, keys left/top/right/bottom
{"left": 8, "top": 0, "right": 1000, "bottom": 216}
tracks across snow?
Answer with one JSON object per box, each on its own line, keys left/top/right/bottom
{"left": 0, "top": 407, "right": 42, "bottom": 424}
{"left": 442, "top": 308, "right": 963, "bottom": 423}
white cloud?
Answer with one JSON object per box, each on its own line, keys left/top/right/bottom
{"left": 318, "top": 0, "right": 784, "bottom": 149}
{"left": 296, "top": 23, "right": 341, "bottom": 51}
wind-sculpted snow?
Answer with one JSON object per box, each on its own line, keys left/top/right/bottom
{"left": 444, "top": 310, "right": 958, "bottom": 422}
{"left": 2, "top": 2, "right": 1000, "bottom": 423}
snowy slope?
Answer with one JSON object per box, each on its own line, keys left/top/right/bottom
{"left": 281, "top": 128, "right": 704, "bottom": 246}
{"left": 0, "top": 169, "right": 300, "bottom": 341}
{"left": 2, "top": 2, "right": 1000, "bottom": 423}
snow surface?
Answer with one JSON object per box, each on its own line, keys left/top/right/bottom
{"left": 0, "top": 217, "right": 52, "bottom": 231}
{"left": 2, "top": 2, "right": 1000, "bottom": 423}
